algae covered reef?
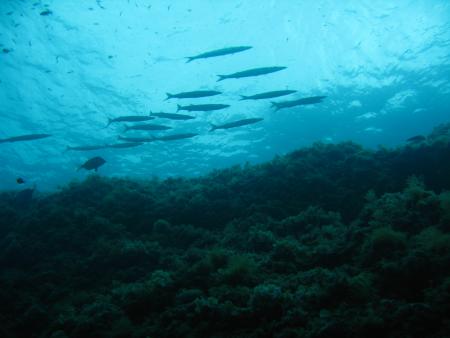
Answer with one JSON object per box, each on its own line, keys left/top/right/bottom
{"left": 1, "top": 124, "right": 450, "bottom": 338}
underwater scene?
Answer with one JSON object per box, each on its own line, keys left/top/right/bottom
{"left": 1, "top": 0, "right": 450, "bottom": 337}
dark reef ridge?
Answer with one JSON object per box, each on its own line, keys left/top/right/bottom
{"left": 1, "top": 123, "right": 450, "bottom": 338}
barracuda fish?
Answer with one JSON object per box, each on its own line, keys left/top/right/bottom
{"left": 118, "top": 136, "right": 155, "bottom": 143}
{"left": 150, "top": 112, "right": 196, "bottom": 120}
{"left": 165, "top": 90, "right": 221, "bottom": 100}
{"left": 153, "top": 133, "right": 198, "bottom": 141}
{"left": 66, "top": 145, "right": 106, "bottom": 151}
{"left": 106, "top": 115, "right": 154, "bottom": 127}
{"left": 217, "top": 66, "right": 286, "bottom": 82}
{"left": 0, "top": 134, "right": 51, "bottom": 143}
{"left": 240, "top": 90, "right": 297, "bottom": 100}
{"left": 124, "top": 124, "right": 172, "bottom": 132}
{"left": 210, "top": 118, "right": 263, "bottom": 131}
{"left": 177, "top": 104, "right": 230, "bottom": 112}
{"left": 186, "top": 46, "right": 252, "bottom": 63}
{"left": 77, "top": 156, "right": 106, "bottom": 172}
{"left": 40, "top": 9, "right": 52, "bottom": 16}
{"left": 105, "top": 142, "right": 144, "bottom": 149}
{"left": 272, "top": 96, "right": 326, "bottom": 110}
{"left": 406, "top": 135, "right": 426, "bottom": 143}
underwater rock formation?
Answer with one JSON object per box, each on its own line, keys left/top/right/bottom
{"left": 0, "top": 124, "right": 449, "bottom": 337}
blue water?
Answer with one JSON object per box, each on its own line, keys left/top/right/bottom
{"left": 0, "top": 0, "right": 449, "bottom": 191}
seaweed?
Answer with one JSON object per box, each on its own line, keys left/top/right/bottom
{"left": 0, "top": 124, "right": 450, "bottom": 337}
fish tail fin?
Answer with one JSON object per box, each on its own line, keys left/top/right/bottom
{"left": 185, "top": 56, "right": 194, "bottom": 63}
{"left": 239, "top": 95, "right": 248, "bottom": 100}
{"left": 64, "top": 146, "right": 71, "bottom": 153}
{"left": 217, "top": 75, "right": 227, "bottom": 82}
{"left": 164, "top": 93, "right": 172, "bottom": 101}
{"left": 209, "top": 124, "right": 217, "bottom": 132}
{"left": 105, "top": 118, "right": 112, "bottom": 128}
{"left": 177, "top": 104, "right": 181, "bottom": 112}
{"left": 271, "top": 101, "right": 280, "bottom": 110}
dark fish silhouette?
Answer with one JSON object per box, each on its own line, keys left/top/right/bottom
{"left": 107, "top": 115, "right": 154, "bottom": 127}
{"left": 77, "top": 156, "right": 106, "bottom": 172}
{"left": 240, "top": 90, "right": 297, "bottom": 100}
{"left": 165, "top": 90, "right": 221, "bottom": 100}
{"left": 150, "top": 112, "right": 196, "bottom": 120}
{"left": 16, "top": 177, "right": 25, "bottom": 184}
{"left": 186, "top": 46, "right": 252, "bottom": 63}
{"left": 177, "top": 104, "right": 229, "bottom": 112}
{"left": 406, "top": 135, "right": 426, "bottom": 143}
{"left": 210, "top": 118, "right": 263, "bottom": 131}
{"left": 40, "top": 9, "right": 52, "bottom": 16}
{"left": 124, "top": 124, "right": 172, "bottom": 132}
{"left": 105, "top": 142, "right": 144, "bottom": 149}
{"left": 118, "top": 136, "right": 155, "bottom": 143}
{"left": 272, "top": 96, "right": 326, "bottom": 110}
{"left": 0, "top": 134, "right": 51, "bottom": 143}
{"left": 66, "top": 145, "right": 106, "bottom": 151}
{"left": 217, "top": 66, "right": 286, "bottom": 82}
{"left": 153, "top": 133, "right": 198, "bottom": 141}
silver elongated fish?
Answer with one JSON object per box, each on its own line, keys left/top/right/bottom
{"left": 153, "top": 133, "right": 198, "bottom": 141}
{"left": 150, "top": 112, "right": 196, "bottom": 120}
{"left": 105, "top": 142, "right": 144, "bottom": 149}
{"left": 0, "top": 133, "right": 51, "bottom": 143}
{"left": 106, "top": 115, "right": 154, "bottom": 127}
{"left": 210, "top": 118, "right": 263, "bottom": 131}
{"left": 406, "top": 135, "right": 426, "bottom": 143}
{"left": 186, "top": 46, "right": 252, "bottom": 63}
{"left": 240, "top": 90, "right": 297, "bottom": 100}
{"left": 177, "top": 104, "right": 229, "bottom": 112}
{"left": 217, "top": 66, "right": 286, "bottom": 82}
{"left": 124, "top": 124, "right": 172, "bottom": 132}
{"left": 272, "top": 96, "right": 326, "bottom": 110}
{"left": 66, "top": 145, "right": 106, "bottom": 151}
{"left": 118, "top": 136, "right": 155, "bottom": 142}
{"left": 165, "top": 90, "right": 221, "bottom": 100}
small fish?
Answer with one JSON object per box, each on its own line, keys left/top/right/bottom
{"left": 105, "top": 142, "right": 144, "bottom": 149}
{"left": 77, "top": 156, "right": 106, "bottom": 172}
{"left": 150, "top": 112, "right": 195, "bottom": 120}
{"left": 40, "top": 9, "right": 52, "bottom": 16}
{"left": 186, "top": 46, "right": 252, "bottom": 63}
{"left": 240, "top": 90, "right": 297, "bottom": 100}
{"left": 217, "top": 66, "right": 286, "bottom": 82}
{"left": 16, "top": 177, "right": 25, "bottom": 184}
{"left": 106, "top": 115, "right": 154, "bottom": 127}
{"left": 153, "top": 133, "right": 198, "bottom": 141}
{"left": 2, "top": 48, "right": 10, "bottom": 54}
{"left": 272, "top": 96, "right": 326, "bottom": 110}
{"left": 165, "top": 90, "right": 222, "bottom": 100}
{"left": 118, "top": 136, "right": 155, "bottom": 143}
{"left": 210, "top": 118, "right": 263, "bottom": 131}
{"left": 177, "top": 104, "right": 229, "bottom": 112}
{"left": 0, "top": 134, "right": 51, "bottom": 143}
{"left": 124, "top": 123, "right": 172, "bottom": 132}
{"left": 406, "top": 135, "right": 426, "bottom": 143}
{"left": 66, "top": 145, "right": 106, "bottom": 151}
